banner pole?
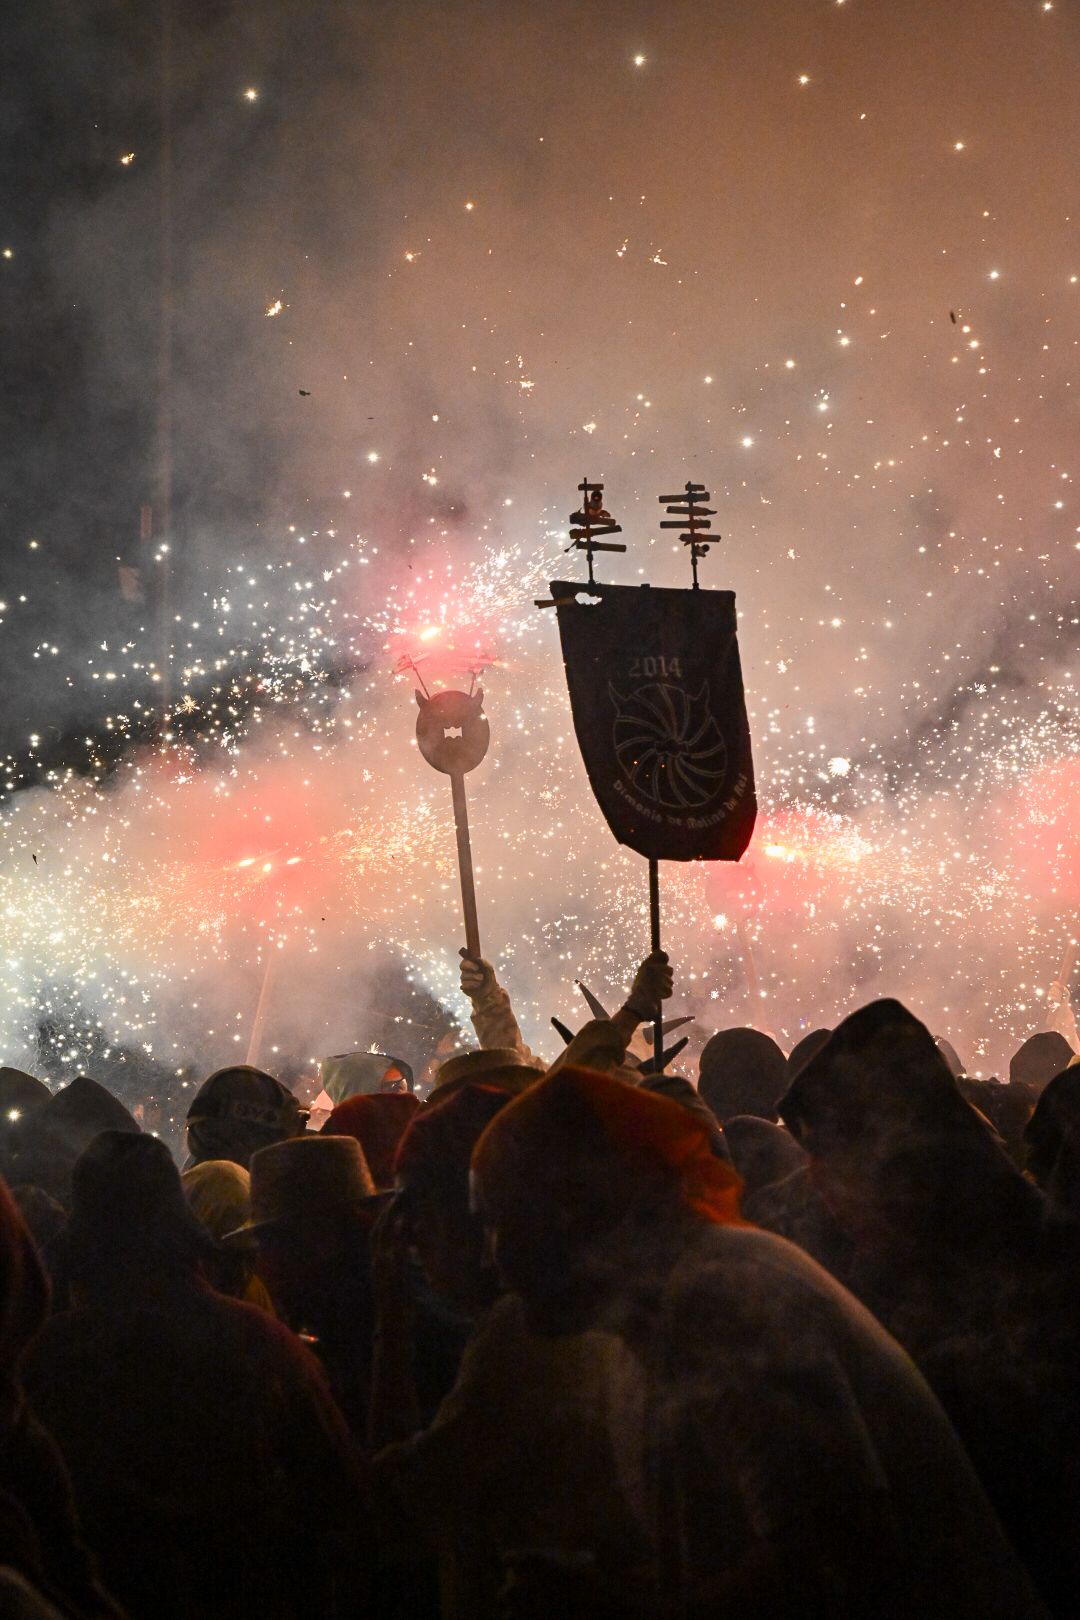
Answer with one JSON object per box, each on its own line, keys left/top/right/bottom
{"left": 648, "top": 857, "right": 663, "bottom": 1069}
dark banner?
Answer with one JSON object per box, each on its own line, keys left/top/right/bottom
{"left": 550, "top": 581, "right": 756, "bottom": 862}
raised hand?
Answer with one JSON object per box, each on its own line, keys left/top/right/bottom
{"left": 459, "top": 947, "right": 497, "bottom": 1001}
{"left": 625, "top": 950, "right": 673, "bottom": 1021}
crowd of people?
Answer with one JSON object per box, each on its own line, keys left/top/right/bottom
{"left": 1, "top": 946, "right": 1079, "bottom": 1618}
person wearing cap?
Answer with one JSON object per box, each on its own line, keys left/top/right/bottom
{"left": 24, "top": 1132, "right": 369, "bottom": 1620}
{"left": 184, "top": 1065, "right": 305, "bottom": 1170}
{"left": 180, "top": 1159, "right": 273, "bottom": 1309}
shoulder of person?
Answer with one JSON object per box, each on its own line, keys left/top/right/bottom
{"left": 664, "top": 1224, "right": 882, "bottom": 1339}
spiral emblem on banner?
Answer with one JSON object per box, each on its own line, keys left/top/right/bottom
{"left": 609, "top": 682, "right": 728, "bottom": 809}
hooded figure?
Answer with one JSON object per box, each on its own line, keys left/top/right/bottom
{"left": 697, "top": 1027, "right": 787, "bottom": 1124}
{"left": 780, "top": 999, "right": 1040, "bottom": 1262}
{"left": 0, "top": 1069, "right": 51, "bottom": 1131}
{"left": 461, "top": 1066, "right": 1044, "bottom": 1620}
{"left": 373, "top": 1073, "right": 671, "bottom": 1620}
{"left": 1010, "top": 1031, "right": 1075, "bottom": 1092}
{"left": 319, "top": 1051, "right": 414, "bottom": 1105}
{"left": 24, "top": 1134, "right": 369, "bottom": 1620}
{"left": 184, "top": 1065, "right": 304, "bottom": 1169}
{"left": 782, "top": 999, "right": 1080, "bottom": 1614}
{"left": 0, "top": 1176, "right": 122, "bottom": 1619}
{"left": 12, "top": 1079, "right": 139, "bottom": 1205}
{"left": 722, "top": 1114, "right": 806, "bottom": 1196}
{"left": 1025, "top": 1064, "right": 1080, "bottom": 1220}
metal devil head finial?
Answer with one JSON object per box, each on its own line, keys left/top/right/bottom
{"left": 415, "top": 687, "right": 490, "bottom": 775}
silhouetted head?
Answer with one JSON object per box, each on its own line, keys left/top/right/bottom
{"left": 786, "top": 1029, "right": 830, "bottom": 1083}
{"left": 323, "top": 1092, "right": 421, "bottom": 1189}
{"left": 781, "top": 1000, "right": 1035, "bottom": 1252}
{"left": 1025, "top": 1063, "right": 1080, "bottom": 1215}
{"left": 1009, "top": 1032, "right": 1074, "bottom": 1093}
{"left": 236, "top": 1136, "right": 377, "bottom": 1329}
{"left": 65, "top": 1132, "right": 210, "bottom": 1296}
{"left": 723, "top": 1115, "right": 806, "bottom": 1196}
{"left": 698, "top": 1028, "right": 787, "bottom": 1125}
{"left": 394, "top": 1083, "right": 512, "bottom": 1313}
{"left": 185, "top": 1065, "right": 304, "bottom": 1169}
{"left": 472, "top": 1066, "right": 741, "bottom": 1328}
{"left": 934, "top": 1037, "right": 966, "bottom": 1079}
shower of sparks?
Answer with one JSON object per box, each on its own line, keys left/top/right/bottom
{"left": 0, "top": 499, "right": 1074, "bottom": 1093}
{"left": 1, "top": 0, "right": 1077, "bottom": 1110}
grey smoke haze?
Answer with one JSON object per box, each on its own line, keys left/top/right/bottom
{"left": 0, "top": 0, "right": 1076, "bottom": 1089}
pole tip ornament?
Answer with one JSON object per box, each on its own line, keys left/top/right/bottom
{"left": 658, "top": 480, "right": 718, "bottom": 589}
{"left": 415, "top": 687, "right": 490, "bottom": 775}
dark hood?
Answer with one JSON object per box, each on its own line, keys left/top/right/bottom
{"left": 0, "top": 1177, "right": 48, "bottom": 1423}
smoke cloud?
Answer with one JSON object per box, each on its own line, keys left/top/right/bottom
{"left": 0, "top": 0, "right": 1076, "bottom": 1102}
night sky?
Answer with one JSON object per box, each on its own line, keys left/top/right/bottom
{"left": 0, "top": 0, "right": 1075, "bottom": 1098}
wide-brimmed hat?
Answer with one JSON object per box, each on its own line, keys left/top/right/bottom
{"left": 226, "top": 1135, "right": 378, "bottom": 1237}
{"left": 427, "top": 1047, "right": 544, "bottom": 1107}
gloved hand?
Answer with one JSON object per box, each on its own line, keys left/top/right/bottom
{"left": 624, "top": 950, "right": 673, "bottom": 1022}
{"left": 459, "top": 948, "right": 497, "bottom": 1001}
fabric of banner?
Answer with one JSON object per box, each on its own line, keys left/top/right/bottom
{"left": 550, "top": 580, "right": 756, "bottom": 862}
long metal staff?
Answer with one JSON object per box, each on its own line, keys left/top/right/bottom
{"left": 649, "top": 857, "right": 663, "bottom": 1069}
{"left": 415, "top": 685, "right": 490, "bottom": 957}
